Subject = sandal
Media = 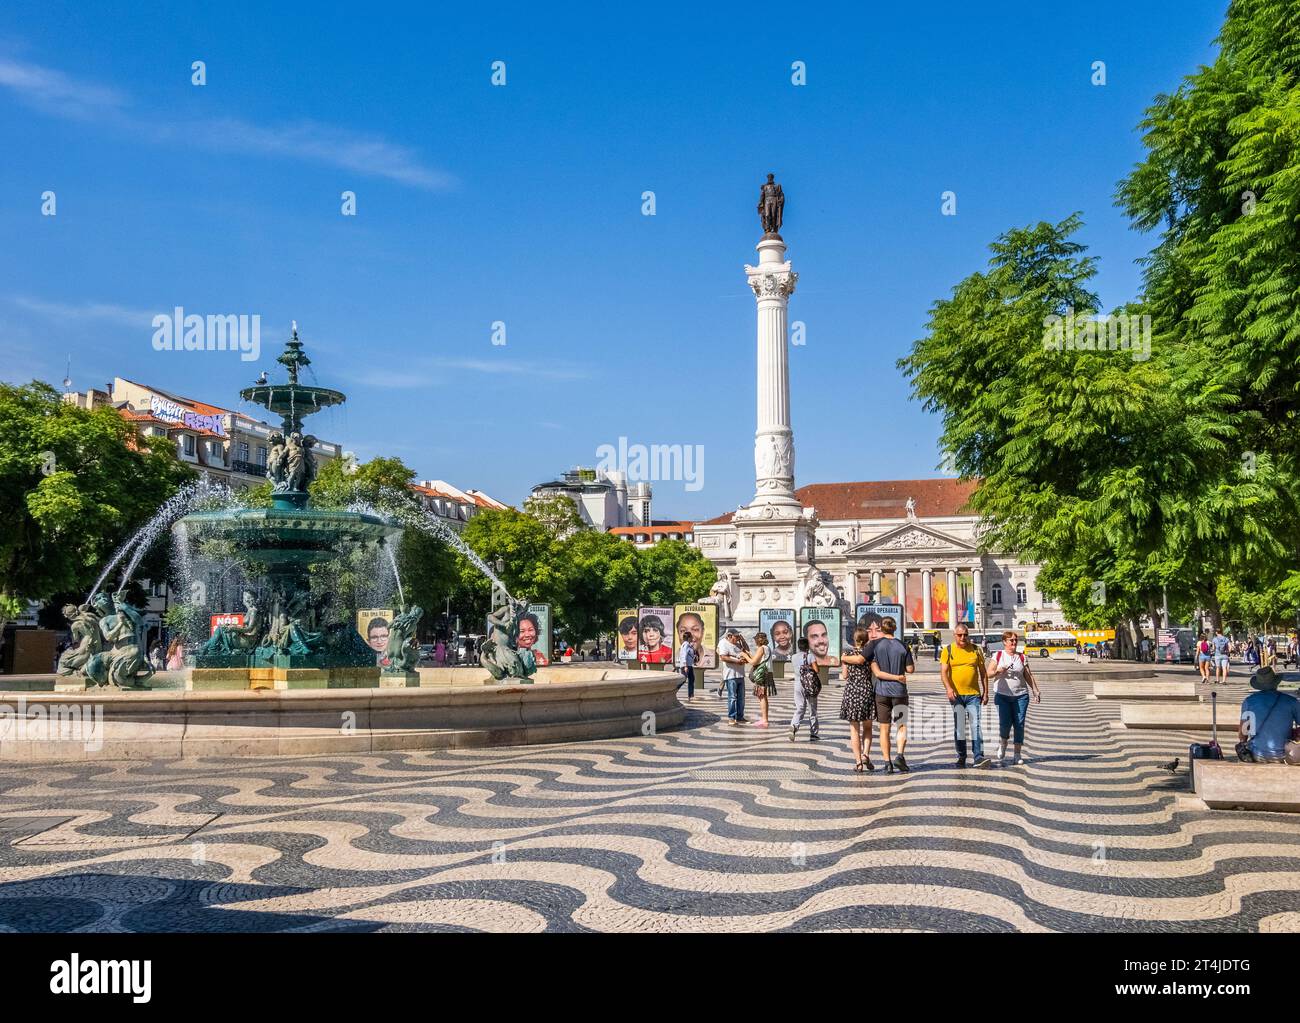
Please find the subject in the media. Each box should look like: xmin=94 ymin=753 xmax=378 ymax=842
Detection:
xmin=853 ymin=760 xmax=865 ymax=773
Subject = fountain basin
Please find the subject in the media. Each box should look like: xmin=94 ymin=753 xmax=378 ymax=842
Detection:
xmin=181 ymin=505 xmax=401 ymax=565
xmin=0 ymin=668 xmax=687 ymax=759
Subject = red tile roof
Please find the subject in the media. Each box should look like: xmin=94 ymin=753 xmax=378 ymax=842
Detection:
xmin=701 ymin=479 xmax=978 ymax=525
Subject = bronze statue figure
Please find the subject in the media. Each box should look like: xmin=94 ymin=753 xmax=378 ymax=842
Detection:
xmin=757 ymin=173 xmax=785 ymax=235
xmin=479 ymin=597 xmax=537 ymax=683
xmin=383 ymin=605 xmax=424 ymax=674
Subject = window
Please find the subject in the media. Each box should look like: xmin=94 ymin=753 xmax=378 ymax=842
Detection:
xmin=636 ymin=534 xmax=647 ymax=543
xmin=683 ymin=533 xmax=693 ymax=543
xmin=237 ymin=441 xmax=250 ymax=462
xmin=1016 ymin=583 xmax=1027 ymax=605
xmin=991 ymin=583 xmax=1002 ymax=606
xmin=182 ymin=434 xmax=195 ymax=456
xmin=257 ymin=445 xmax=267 ymax=466
xmin=831 ymin=537 xmax=846 ymax=548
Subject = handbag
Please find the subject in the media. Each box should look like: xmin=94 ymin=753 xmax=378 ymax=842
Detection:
xmin=798 ymin=656 xmax=822 ymax=699
xmin=751 ymin=650 xmax=774 ymax=695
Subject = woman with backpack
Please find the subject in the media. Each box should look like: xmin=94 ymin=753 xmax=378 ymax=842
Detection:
xmin=1196 ymin=632 xmax=1213 ymax=683
xmin=838 ymin=625 xmax=878 ymax=772
xmin=987 ymin=631 xmax=1041 ymax=766
xmin=789 ymin=635 xmax=821 ymax=742
xmin=744 ymin=631 xmax=775 ymax=728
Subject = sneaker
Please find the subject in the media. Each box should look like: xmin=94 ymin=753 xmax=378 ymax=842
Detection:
xmin=955 ymin=758 xmax=967 ymax=769
xmin=1014 ymin=756 xmax=1026 ymax=766
xmin=974 ymin=757 xmax=991 ymax=768
xmin=790 ymin=726 xmax=798 ymax=740
xmin=894 ymin=755 xmax=910 ymax=773
xmin=883 ymin=760 xmax=894 ymax=775
xmin=809 ymin=732 xmax=820 ymax=742
xmin=754 ymin=720 xmax=769 ymax=728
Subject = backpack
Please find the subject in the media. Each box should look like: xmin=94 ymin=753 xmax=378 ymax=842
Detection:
xmin=798 ymin=655 xmax=822 ymax=699
xmin=751 ymin=648 xmax=774 ymax=689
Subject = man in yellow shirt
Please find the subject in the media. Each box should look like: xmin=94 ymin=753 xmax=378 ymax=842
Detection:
xmin=941 ymin=625 xmax=990 ymax=768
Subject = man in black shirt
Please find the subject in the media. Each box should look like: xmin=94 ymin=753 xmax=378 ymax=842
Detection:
xmin=868 ymin=616 xmax=916 ymax=774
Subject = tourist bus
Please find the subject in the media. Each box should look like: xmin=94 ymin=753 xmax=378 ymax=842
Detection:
xmin=1024 ymin=630 xmax=1078 ymax=658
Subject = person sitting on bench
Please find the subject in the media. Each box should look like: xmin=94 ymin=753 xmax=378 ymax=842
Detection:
xmin=1238 ymin=666 xmax=1300 ymax=765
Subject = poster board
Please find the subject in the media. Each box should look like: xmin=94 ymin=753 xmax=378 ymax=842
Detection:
xmin=759 ymin=608 xmax=797 ymax=662
xmin=637 ymin=606 xmax=674 ymax=665
xmin=673 ymin=603 xmax=718 ymax=669
xmin=800 ymin=606 xmax=842 ymax=667
xmin=616 ymin=608 xmax=639 ymax=661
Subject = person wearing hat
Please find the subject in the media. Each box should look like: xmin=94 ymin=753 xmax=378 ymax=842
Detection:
xmin=1238 ymin=666 xmax=1300 ymax=764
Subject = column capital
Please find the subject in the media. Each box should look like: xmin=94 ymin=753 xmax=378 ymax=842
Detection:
xmin=745 ymin=267 xmax=798 ymax=299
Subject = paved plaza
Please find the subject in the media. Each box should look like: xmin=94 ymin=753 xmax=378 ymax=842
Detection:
xmin=0 ymin=667 xmax=1297 ymax=932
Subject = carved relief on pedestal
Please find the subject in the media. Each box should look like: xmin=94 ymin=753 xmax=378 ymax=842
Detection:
xmin=754 ymin=432 xmax=794 ymax=487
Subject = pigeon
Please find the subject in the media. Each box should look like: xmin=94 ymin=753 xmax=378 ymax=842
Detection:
xmin=1159 ymin=757 xmax=1180 ymax=772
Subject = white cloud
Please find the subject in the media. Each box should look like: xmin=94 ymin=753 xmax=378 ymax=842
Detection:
xmin=0 ymin=56 xmax=453 ymax=190
xmin=9 ymin=296 xmax=156 ymax=326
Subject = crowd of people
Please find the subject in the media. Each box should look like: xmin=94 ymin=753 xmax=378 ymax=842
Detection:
xmin=671 ymin=617 xmax=1043 ymax=774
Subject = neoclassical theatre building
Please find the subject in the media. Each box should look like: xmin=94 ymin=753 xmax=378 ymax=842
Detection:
xmin=694 ymin=478 xmax=1065 ymax=635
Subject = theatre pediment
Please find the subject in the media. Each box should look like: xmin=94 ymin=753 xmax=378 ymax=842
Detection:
xmin=846 ymin=523 xmax=976 ymax=556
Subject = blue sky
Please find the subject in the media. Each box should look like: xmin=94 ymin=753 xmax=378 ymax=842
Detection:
xmin=0 ymin=0 xmax=1226 ymax=519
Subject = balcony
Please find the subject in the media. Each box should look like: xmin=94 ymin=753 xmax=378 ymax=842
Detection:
xmin=230 ymin=459 xmax=269 ymax=479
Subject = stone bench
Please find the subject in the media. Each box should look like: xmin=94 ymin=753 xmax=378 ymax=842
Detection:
xmin=1120 ymin=701 xmax=1241 ymax=729
xmin=1094 ymin=680 xmax=1198 ymax=701
xmin=1193 ymin=760 xmax=1300 ymax=812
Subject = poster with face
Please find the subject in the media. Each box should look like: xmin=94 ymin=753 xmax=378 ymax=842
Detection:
xmin=518 ymin=603 xmax=551 ymax=667
xmin=616 ymin=608 xmax=639 ymax=661
xmin=759 ymin=608 xmax=797 ymax=661
xmin=673 ymin=603 xmax=718 ymax=669
xmin=853 ymin=603 xmax=905 ymax=648
xmin=358 ymin=609 xmax=395 ymax=665
xmin=637 ymin=606 xmax=674 ymax=665
xmin=800 ymin=606 xmax=842 ymax=667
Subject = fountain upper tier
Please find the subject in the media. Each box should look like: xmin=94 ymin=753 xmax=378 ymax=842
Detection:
xmin=239 ymin=325 xmax=343 ymax=435
xmin=181 ymin=505 xmax=401 ymax=567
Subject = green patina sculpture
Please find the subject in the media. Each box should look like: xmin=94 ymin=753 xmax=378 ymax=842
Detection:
xmin=80 ymin=592 xmax=154 ymax=689
xmin=480 ymin=597 xmax=537 ymax=683
xmin=57 ymin=602 xmax=104 ymax=676
xmin=382 ymin=604 xmax=424 ymax=674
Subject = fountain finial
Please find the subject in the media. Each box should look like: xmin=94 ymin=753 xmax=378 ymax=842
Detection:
xmin=277 ymin=324 xmax=311 ymax=386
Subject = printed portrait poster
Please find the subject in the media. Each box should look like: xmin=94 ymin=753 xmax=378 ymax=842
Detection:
xmin=674 ymin=603 xmax=718 ymax=669
xmin=800 ymin=606 xmax=842 ymax=667
xmin=854 ymin=603 xmax=905 ymax=642
xmin=616 ymin=608 xmax=639 ymax=661
xmin=637 ymin=606 xmax=674 ymax=665
xmin=759 ymin=608 xmax=797 ymax=662
xmin=519 ymin=603 xmax=551 ymax=667
xmin=358 ymin=609 xmax=395 ymax=667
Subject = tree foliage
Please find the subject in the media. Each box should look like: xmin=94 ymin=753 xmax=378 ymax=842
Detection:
xmin=0 ymin=381 xmax=194 ymax=622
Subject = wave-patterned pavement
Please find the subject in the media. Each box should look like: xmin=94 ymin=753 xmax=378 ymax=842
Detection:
xmin=0 ymin=670 xmax=1296 ymax=932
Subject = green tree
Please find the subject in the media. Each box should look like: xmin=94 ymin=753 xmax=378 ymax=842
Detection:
xmin=1117 ymin=0 xmax=1300 ymax=618
xmin=635 ymin=539 xmax=716 ymax=608
xmin=0 ymin=381 xmax=194 ymax=626
xmin=523 ymin=494 xmax=586 ymax=539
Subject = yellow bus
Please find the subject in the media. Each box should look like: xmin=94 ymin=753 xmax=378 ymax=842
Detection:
xmin=1024 ymin=630 xmax=1078 ymax=659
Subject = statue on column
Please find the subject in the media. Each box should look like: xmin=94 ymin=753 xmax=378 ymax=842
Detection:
xmin=757 ymin=173 xmax=785 ymax=235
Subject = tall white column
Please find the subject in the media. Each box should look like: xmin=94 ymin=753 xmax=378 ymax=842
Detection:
xmin=896 ymin=570 xmax=907 ymax=628
xmin=973 ymin=565 xmax=984 ymax=629
xmin=946 ymin=568 xmax=958 ymax=626
xmin=744 ymin=236 xmax=799 ymax=510
xmin=871 ymin=570 xmax=881 ymax=600
xmin=922 ymin=569 xmax=933 ymax=630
